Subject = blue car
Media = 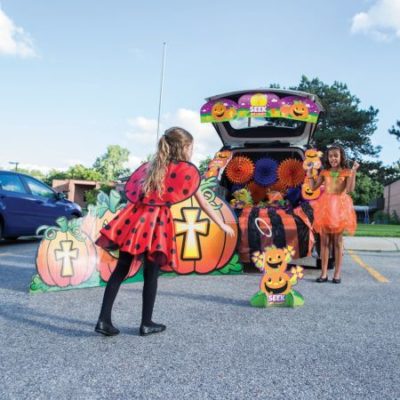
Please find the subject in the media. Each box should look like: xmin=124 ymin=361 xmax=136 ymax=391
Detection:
xmin=0 ymin=171 xmax=82 ymax=240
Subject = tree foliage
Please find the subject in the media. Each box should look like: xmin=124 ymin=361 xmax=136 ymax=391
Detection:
xmin=93 ymin=145 xmax=130 ymax=181
xmin=351 ymin=172 xmax=384 ymax=205
xmin=291 ymin=76 xmax=380 ymax=160
xmin=389 ymin=120 xmax=400 ymax=145
xmin=44 ymin=165 xmax=103 ymax=186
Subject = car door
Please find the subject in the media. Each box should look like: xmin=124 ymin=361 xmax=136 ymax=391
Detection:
xmin=21 ymin=175 xmax=68 ymax=228
xmin=0 ymin=173 xmax=36 ymax=236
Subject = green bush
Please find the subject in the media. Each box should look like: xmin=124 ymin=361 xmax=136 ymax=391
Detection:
xmin=373 ymin=210 xmax=400 ymax=225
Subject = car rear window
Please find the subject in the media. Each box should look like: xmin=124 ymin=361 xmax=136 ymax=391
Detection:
xmin=0 ymin=174 xmax=26 ymax=193
xmin=225 ymin=118 xmax=306 ymax=139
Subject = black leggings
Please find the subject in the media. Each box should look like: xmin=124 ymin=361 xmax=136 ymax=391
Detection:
xmin=98 ymin=251 xmax=160 ymax=325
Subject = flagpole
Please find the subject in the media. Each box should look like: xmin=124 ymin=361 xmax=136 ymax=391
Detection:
xmin=156 ymin=42 xmax=167 ymax=142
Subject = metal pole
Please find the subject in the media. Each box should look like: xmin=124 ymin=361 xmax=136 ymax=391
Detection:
xmin=156 ymin=42 xmax=167 ymax=142
xmin=9 ymin=161 xmax=19 ymax=171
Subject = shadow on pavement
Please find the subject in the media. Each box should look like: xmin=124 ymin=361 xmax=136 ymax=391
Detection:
xmin=0 ymin=304 xmax=134 ymax=337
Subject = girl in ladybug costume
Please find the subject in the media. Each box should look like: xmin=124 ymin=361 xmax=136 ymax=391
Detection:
xmin=95 ymin=127 xmax=234 ymax=336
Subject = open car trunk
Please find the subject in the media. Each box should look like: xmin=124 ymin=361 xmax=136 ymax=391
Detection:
xmin=200 ymin=89 xmax=325 ymax=269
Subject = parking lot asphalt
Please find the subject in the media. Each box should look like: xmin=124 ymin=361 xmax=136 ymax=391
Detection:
xmin=0 ymin=239 xmax=399 ymax=400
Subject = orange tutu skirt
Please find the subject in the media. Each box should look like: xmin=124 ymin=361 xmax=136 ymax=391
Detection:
xmin=312 ymin=192 xmax=357 ymax=235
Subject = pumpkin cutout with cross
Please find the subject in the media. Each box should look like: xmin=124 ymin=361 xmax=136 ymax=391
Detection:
xmin=170 ymin=193 xmax=238 ymax=274
xmin=36 ymin=217 xmax=97 ymax=287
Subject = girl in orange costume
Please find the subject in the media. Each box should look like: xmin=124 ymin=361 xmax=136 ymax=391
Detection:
xmin=307 ymin=145 xmax=359 ymax=283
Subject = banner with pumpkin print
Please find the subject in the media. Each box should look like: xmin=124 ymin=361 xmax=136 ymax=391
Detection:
xmin=30 ymin=184 xmax=243 ymax=293
xmin=200 ymin=93 xmax=322 ymax=124
xmin=249 ymin=245 xmax=305 ymax=308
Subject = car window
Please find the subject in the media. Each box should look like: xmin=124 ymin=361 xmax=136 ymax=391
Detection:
xmin=0 ymin=174 xmax=26 ymax=193
xmin=24 ymin=176 xmax=56 ymax=199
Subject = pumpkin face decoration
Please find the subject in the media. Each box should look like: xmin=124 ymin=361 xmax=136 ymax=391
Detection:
xmin=171 ymin=194 xmax=238 ymax=274
xmin=212 ymin=102 xmax=227 ymax=120
xmin=301 ymin=182 xmax=321 ymax=201
xmin=261 ymin=270 xmax=292 ymax=295
xmin=302 ymin=149 xmax=323 ymax=171
xmin=36 ymin=218 xmax=96 ymax=287
xmin=252 ymin=245 xmax=294 ymax=272
xmin=291 ymin=102 xmax=309 ymax=119
xmin=205 ymin=150 xmax=233 ymax=179
xmin=263 ymin=247 xmax=287 ymax=273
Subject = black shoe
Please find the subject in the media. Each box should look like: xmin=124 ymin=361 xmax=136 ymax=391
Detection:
xmin=332 ymin=278 xmax=341 ymax=284
xmin=316 ymin=276 xmax=328 ymax=283
xmin=95 ymin=320 xmax=120 ymax=336
xmin=139 ymin=322 xmax=166 ymax=336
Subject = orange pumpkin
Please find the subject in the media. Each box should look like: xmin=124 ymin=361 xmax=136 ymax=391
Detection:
xmin=263 ymin=247 xmax=288 ymax=273
xmin=261 ymin=270 xmax=292 ymax=295
xmin=301 ymin=182 xmax=321 ymax=201
xmin=290 ymin=102 xmax=309 ymax=119
xmin=170 ymin=195 xmax=238 ymax=274
xmin=36 ymin=221 xmax=96 ymax=287
xmin=211 ymin=102 xmax=227 ymax=121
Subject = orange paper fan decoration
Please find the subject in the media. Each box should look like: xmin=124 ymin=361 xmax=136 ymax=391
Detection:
xmin=277 ymin=158 xmax=305 ymax=188
xmin=247 ymin=181 xmax=267 ymax=203
xmin=268 ymin=180 xmax=287 ymax=194
xmin=225 ymin=156 xmax=255 ymax=184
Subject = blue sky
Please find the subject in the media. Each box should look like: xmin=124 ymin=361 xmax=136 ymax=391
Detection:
xmin=1 ymin=0 xmax=400 ymax=172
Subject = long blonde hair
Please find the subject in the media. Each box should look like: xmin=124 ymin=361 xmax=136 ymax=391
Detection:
xmin=143 ymin=127 xmax=193 ymax=195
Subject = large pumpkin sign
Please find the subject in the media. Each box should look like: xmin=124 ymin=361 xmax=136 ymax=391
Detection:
xmin=36 ymin=217 xmax=97 ymax=287
xmin=170 ymin=184 xmax=238 ymax=274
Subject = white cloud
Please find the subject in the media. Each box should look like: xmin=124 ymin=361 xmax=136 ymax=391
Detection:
xmin=0 ymin=8 xmax=37 ymax=57
xmin=125 ymin=108 xmax=222 ymax=168
xmin=351 ymin=0 xmax=400 ymax=41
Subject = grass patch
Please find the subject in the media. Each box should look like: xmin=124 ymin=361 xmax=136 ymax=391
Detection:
xmin=353 ymin=223 xmax=400 ymax=237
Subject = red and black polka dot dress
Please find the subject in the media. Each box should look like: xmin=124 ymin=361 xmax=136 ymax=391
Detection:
xmin=96 ymin=161 xmax=200 ymax=272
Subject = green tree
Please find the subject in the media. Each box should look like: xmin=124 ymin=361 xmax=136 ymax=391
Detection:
xmin=43 ymin=169 xmax=69 ymax=186
xmin=292 ymin=76 xmax=380 ymax=160
xmin=389 ymin=120 xmax=400 ymax=143
xmin=66 ymin=164 xmax=103 ymax=181
xmin=93 ymin=145 xmax=130 ymax=181
xmin=44 ymin=165 xmax=103 ymax=186
xmin=17 ymin=168 xmax=46 ymax=181
xmin=351 ymin=172 xmax=384 ymax=205
xmin=358 ymin=160 xmax=400 ymax=186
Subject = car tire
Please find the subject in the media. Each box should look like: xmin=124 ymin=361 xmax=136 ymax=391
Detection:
xmin=4 ymin=236 xmax=19 ymax=241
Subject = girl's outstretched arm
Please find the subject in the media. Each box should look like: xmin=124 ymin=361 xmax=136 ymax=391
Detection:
xmin=346 ymin=161 xmax=360 ymax=193
xmin=194 ymin=190 xmax=235 ymax=237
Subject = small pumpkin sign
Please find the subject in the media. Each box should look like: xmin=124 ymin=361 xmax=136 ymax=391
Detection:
xmin=250 ymin=245 xmax=305 ymax=308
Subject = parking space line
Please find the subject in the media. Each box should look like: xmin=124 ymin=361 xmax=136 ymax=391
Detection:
xmin=348 ymin=250 xmax=390 ymax=283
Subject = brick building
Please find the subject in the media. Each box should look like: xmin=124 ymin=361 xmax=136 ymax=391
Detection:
xmin=384 ymin=179 xmax=400 ymax=217
xmin=52 ymin=179 xmax=103 ymax=208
